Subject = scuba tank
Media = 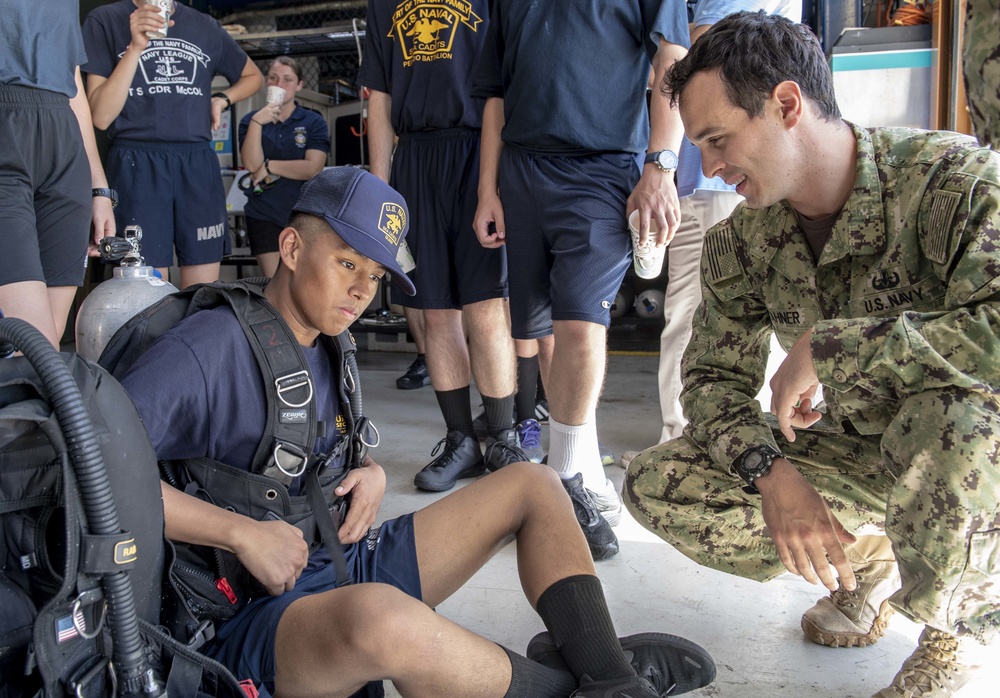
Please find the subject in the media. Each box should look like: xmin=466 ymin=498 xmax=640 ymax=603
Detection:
xmin=75 ymin=225 xmax=178 ymax=361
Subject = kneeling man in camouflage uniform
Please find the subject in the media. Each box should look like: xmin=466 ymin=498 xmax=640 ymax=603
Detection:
xmin=625 ymin=12 xmax=1000 ymax=698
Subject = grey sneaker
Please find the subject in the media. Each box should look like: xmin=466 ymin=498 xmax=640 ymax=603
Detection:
xmin=801 ymin=559 xmax=899 ymax=648
xmin=529 ymin=631 xmax=717 ymax=697
xmin=590 ymin=477 xmax=623 ymax=528
xmin=872 ymin=627 xmax=985 ymax=697
xmin=562 ymin=473 xmax=619 ymax=560
xmin=413 ymin=431 xmax=485 ymax=492
xmin=484 ymin=428 xmax=529 ymax=471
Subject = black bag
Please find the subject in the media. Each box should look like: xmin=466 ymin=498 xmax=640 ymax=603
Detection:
xmin=0 ymin=317 xmax=247 ymax=698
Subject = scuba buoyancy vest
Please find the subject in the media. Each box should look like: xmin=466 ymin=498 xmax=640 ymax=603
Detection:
xmin=98 ymin=280 xmax=376 ymax=639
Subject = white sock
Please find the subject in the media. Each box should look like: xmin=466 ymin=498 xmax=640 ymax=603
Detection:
xmin=547 ymin=416 xmax=606 ymax=492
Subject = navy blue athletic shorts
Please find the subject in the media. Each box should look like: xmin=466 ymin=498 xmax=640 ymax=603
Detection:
xmin=246 ymin=216 xmax=283 ymax=256
xmin=107 ymin=140 xmax=230 ymax=268
xmin=389 ymin=128 xmax=507 ymax=310
xmin=202 ymin=513 xmax=419 ymax=696
xmin=498 ymin=148 xmax=638 ymax=339
xmin=0 ymin=86 xmax=90 ymax=287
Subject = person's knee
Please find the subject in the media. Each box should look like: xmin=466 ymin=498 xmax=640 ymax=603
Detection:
xmin=423 ymin=308 xmax=462 ymax=333
xmin=333 ymin=583 xmax=425 ymax=669
xmin=493 ymin=461 xmax=565 ymax=516
xmin=464 ymin=299 xmax=510 ymax=337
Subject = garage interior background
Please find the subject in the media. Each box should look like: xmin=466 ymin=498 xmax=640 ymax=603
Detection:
xmin=71 ymin=0 xmax=975 ymax=353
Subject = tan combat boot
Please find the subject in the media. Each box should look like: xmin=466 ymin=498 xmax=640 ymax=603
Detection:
xmin=872 ymin=627 xmax=986 ymax=697
xmin=801 ymin=535 xmax=900 ymax=648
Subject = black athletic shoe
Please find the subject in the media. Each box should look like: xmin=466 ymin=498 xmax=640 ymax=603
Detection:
xmin=484 ymin=428 xmax=529 ymax=471
xmin=527 ymin=631 xmax=717 ymax=697
xmin=413 ymin=430 xmax=485 ymax=492
xmin=396 ymin=355 xmax=430 ymax=390
xmin=561 ymin=473 xmax=619 ymax=560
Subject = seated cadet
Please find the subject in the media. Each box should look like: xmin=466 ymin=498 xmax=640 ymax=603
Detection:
xmin=624 ymin=13 xmax=1000 ymax=698
xmin=118 ymin=167 xmax=716 ymax=698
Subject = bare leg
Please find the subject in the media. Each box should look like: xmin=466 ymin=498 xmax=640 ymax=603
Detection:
xmin=404 ymin=306 xmax=427 ymax=354
xmin=414 ymin=462 xmax=594 ymax=607
xmin=276 ymin=463 xmax=592 ymax=698
xmin=275 ymin=583 xmax=512 ymax=698
xmin=548 ymin=320 xmax=605 ymax=425
xmin=179 ymin=262 xmax=221 ymax=289
xmin=536 ymin=334 xmax=554 ymax=389
xmin=464 ymin=297 xmax=515 ymax=398
xmin=424 ymin=307 xmax=470 ymax=391
xmin=0 ymin=280 xmax=72 ymax=348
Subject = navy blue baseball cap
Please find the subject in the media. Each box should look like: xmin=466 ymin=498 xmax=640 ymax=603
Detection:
xmin=291 ymin=167 xmax=415 ymax=295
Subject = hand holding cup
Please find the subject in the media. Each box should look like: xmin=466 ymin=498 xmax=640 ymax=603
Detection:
xmin=143 ymin=0 xmax=172 ymax=39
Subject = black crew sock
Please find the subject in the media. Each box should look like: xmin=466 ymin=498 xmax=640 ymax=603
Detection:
xmin=535 ymin=575 xmax=634 ymax=682
xmin=515 ymin=355 xmax=540 ymax=424
xmin=535 ymin=372 xmax=547 ymax=402
xmin=482 ymin=393 xmax=516 ymax=436
xmin=435 ymin=386 xmax=475 ymax=438
xmin=501 ymin=646 xmax=578 ymax=698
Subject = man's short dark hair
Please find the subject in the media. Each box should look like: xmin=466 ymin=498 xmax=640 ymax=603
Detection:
xmin=287 ymin=212 xmax=330 ymax=240
xmin=664 ymin=11 xmax=841 ymax=122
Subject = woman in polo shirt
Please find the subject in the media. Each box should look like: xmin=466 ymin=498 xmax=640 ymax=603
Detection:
xmin=239 ymin=57 xmax=331 ymax=277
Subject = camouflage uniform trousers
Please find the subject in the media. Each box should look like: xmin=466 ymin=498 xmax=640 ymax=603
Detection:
xmin=963 ymin=0 xmax=1000 ymax=148
xmin=624 ymin=386 xmax=1000 ymax=645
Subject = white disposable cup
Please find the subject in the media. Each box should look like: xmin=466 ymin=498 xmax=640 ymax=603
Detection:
xmin=628 ymin=210 xmax=667 ymax=279
xmin=144 ymin=0 xmax=171 ymax=39
xmin=266 ymin=86 xmax=286 ymax=107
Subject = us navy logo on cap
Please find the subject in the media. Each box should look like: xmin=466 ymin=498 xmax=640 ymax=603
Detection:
xmin=379 ymin=203 xmax=407 ymax=245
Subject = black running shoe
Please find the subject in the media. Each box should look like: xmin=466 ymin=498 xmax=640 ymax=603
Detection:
xmin=527 ymin=631 xmax=717 ymax=697
xmin=484 ymin=428 xmax=529 ymax=471
xmin=413 ymin=431 xmax=485 ymax=492
xmin=396 ymin=355 xmax=430 ymax=390
xmin=561 ymin=473 xmax=619 ymax=560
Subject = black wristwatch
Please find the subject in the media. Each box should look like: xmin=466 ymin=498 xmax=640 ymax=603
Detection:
xmin=644 ymin=149 xmax=678 ymax=173
xmin=733 ymin=444 xmax=782 ymax=494
xmin=92 ymin=187 xmax=118 ymax=209
xmin=212 ymin=92 xmax=232 ymax=110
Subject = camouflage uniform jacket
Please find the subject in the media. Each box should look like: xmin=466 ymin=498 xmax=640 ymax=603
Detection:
xmin=682 ymin=123 xmax=1000 ymax=470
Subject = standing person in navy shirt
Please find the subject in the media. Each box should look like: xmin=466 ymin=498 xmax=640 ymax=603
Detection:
xmin=82 ymin=0 xmax=262 ymax=289
xmin=239 ymin=57 xmax=330 ymax=277
xmin=358 ymin=0 xmax=528 ymax=493
xmin=472 ymin=1 xmax=690 ymax=560
xmin=1 ymin=0 xmax=115 ymax=348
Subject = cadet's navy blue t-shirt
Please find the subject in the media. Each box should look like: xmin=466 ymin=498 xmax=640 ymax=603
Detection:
xmin=356 ymin=0 xmax=489 ymax=133
xmin=237 ymin=104 xmax=331 ymax=228
xmin=472 ymin=0 xmax=689 ymax=155
xmin=81 ymin=0 xmax=249 ymax=142
xmin=119 ymin=305 xmax=347 ymax=478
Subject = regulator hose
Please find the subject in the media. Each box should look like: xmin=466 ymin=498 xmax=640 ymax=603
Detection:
xmin=0 ymin=318 xmax=161 ymax=696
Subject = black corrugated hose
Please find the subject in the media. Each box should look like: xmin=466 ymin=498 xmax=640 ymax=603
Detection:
xmin=0 ymin=318 xmax=162 ymax=696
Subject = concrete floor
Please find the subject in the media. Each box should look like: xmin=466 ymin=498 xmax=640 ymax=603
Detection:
xmin=353 ymin=347 xmax=996 ymax=698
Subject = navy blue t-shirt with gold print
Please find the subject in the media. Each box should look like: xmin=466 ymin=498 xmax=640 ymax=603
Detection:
xmin=357 ymin=0 xmax=489 ymax=134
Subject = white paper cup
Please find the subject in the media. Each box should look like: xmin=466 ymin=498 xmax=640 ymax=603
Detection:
xmin=266 ymin=86 xmax=286 ymax=107
xmin=144 ymin=0 xmax=171 ymax=39
xmin=628 ymin=210 xmax=666 ymax=279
